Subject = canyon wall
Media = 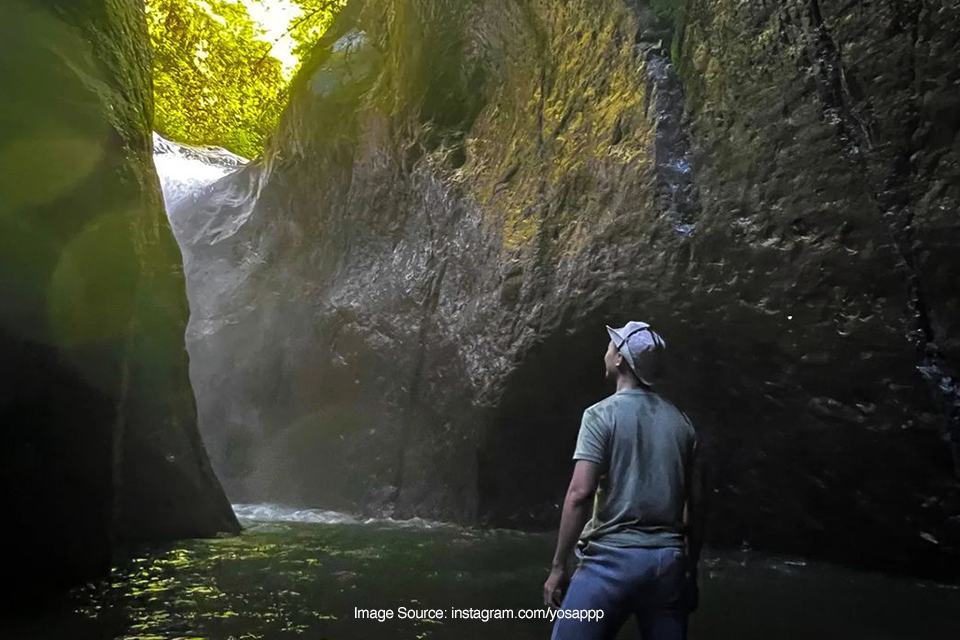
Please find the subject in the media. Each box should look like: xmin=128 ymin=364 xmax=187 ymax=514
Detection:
xmin=0 ymin=0 xmax=238 ymax=596
xmin=172 ymin=0 xmax=959 ymax=577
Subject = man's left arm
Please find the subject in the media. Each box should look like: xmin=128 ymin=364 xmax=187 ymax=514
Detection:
xmin=542 ymin=460 xmax=601 ymax=607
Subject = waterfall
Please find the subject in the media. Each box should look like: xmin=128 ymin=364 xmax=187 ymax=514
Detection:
xmin=152 ymin=133 xmax=247 ymax=213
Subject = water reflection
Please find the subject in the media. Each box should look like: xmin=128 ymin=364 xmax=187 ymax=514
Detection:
xmin=8 ymin=507 xmax=959 ymax=639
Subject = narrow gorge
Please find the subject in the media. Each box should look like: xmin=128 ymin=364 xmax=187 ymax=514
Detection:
xmin=168 ymin=0 xmax=960 ymax=578
xmin=3 ymin=0 xmax=958 ymax=615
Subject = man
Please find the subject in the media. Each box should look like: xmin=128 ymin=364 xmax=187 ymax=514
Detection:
xmin=543 ymin=321 xmax=704 ymax=640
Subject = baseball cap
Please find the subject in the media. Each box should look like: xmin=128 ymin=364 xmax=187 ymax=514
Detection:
xmin=605 ymin=321 xmax=666 ymax=386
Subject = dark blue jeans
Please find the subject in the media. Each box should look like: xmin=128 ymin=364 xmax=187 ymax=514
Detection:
xmin=550 ymin=542 xmax=689 ymax=640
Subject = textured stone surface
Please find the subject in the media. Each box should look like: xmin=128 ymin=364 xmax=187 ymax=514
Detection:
xmin=676 ymin=0 xmax=960 ymax=576
xmin=0 ymin=0 xmax=238 ymax=596
xmin=173 ymin=0 xmax=959 ymax=577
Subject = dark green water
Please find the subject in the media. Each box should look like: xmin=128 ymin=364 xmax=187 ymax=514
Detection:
xmin=7 ymin=508 xmax=960 ymax=640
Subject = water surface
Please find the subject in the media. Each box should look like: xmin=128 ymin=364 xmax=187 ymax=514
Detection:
xmin=8 ymin=505 xmax=959 ymax=639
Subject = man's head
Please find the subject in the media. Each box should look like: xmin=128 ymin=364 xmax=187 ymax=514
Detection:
xmin=603 ymin=321 xmax=666 ymax=386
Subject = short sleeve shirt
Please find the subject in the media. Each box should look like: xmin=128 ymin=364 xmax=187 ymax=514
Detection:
xmin=573 ymin=388 xmax=696 ymax=548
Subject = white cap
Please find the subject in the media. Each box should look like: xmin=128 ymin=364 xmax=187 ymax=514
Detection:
xmin=605 ymin=321 xmax=666 ymax=386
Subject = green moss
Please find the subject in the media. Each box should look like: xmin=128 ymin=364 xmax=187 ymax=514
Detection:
xmin=453 ymin=0 xmax=653 ymax=253
xmin=648 ymin=0 xmax=687 ymax=27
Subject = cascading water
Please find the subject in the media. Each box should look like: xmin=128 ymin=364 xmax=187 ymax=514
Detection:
xmin=150 ymin=135 xmax=385 ymax=528
xmin=153 ymin=133 xmax=248 ymax=213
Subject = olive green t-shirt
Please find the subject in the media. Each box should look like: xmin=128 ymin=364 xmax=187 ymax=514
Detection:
xmin=573 ymin=387 xmax=696 ymax=548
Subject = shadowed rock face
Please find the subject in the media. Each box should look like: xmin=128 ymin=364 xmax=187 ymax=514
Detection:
xmin=172 ymin=0 xmax=959 ymax=577
xmin=0 ymin=0 xmax=238 ymax=596
xmin=675 ymin=0 xmax=960 ymax=576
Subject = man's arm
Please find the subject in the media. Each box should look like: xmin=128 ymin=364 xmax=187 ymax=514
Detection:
xmin=542 ymin=460 xmax=601 ymax=607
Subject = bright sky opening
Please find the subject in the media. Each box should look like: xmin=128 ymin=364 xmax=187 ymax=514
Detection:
xmin=238 ymin=0 xmax=304 ymax=78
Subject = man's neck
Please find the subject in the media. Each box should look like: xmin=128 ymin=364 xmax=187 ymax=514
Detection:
xmin=615 ymin=375 xmax=643 ymax=393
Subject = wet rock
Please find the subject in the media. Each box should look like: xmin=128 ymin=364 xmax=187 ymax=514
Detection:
xmin=0 ymin=0 xmax=238 ymax=597
xmin=678 ymin=0 xmax=960 ymax=577
xmin=173 ymin=0 xmax=958 ymax=577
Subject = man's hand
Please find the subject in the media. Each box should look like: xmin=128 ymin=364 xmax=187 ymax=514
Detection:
xmin=542 ymin=564 xmax=570 ymax=608
xmin=545 ymin=461 xmax=600 ymax=608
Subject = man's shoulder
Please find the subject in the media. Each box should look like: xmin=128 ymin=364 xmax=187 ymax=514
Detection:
xmin=577 ymin=395 xmax=619 ymax=435
xmin=653 ymin=392 xmax=694 ymax=423
xmin=584 ymin=393 xmax=621 ymax=417
xmin=631 ymin=391 xmax=697 ymax=436
xmin=661 ymin=397 xmax=697 ymax=440
xmin=586 ymin=391 xmax=694 ymax=431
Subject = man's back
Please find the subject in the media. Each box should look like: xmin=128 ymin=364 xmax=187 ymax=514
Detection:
xmin=573 ymin=387 xmax=696 ymax=548
xmin=545 ymin=322 xmax=699 ymax=640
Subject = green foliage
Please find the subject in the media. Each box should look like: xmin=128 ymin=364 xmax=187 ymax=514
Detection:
xmin=289 ymin=0 xmax=346 ymax=60
xmin=146 ymin=0 xmax=344 ymax=158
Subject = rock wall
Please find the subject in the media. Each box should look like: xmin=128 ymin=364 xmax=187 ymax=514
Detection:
xmin=173 ymin=0 xmax=959 ymax=577
xmin=675 ymin=0 xmax=960 ymax=575
xmin=0 ymin=0 xmax=238 ymax=597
